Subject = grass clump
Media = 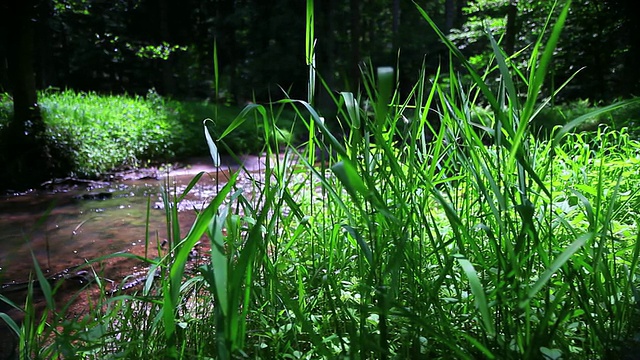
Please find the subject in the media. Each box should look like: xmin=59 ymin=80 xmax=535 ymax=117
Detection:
xmin=533 ymin=98 xmax=640 ymax=139
xmin=0 ymin=89 xmax=300 ymax=182
xmin=2 ymin=1 xmax=640 ymax=359
xmin=39 ymin=89 xmax=178 ymax=177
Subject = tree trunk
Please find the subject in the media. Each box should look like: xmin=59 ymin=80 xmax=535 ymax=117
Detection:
xmin=0 ymin=0 xmax=55 ymax=190
xmin=317 ymin=0 xmax=338 ymax=111
xmin=392 ymin=0 xmax=400 ymax=40
xmin=5 ymin=2 xmax=40 ymax=129
xmin=349 ymin=0 xmax=361 ymax=91
xmin=619 ymin=0 xmax=640 ymax=96
xmin=504 ymin=0 xmax=518 ymax=56
xmin=159 ymin=0 xmax=176 ymax=96
xmin=444 ymin=0 xmax=455 ymax=34
xmin=455 ymin=0 xmax=468 ymax=29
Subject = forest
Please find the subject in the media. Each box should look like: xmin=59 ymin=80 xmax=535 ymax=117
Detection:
xmin=1 ymin=0 xmax=640 ymax=359
xmin=2 ymin=0 xmax=639 ymax=101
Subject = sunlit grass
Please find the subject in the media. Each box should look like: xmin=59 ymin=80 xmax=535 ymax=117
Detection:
xmin=0 ymin=89 xmax=301 ymax=181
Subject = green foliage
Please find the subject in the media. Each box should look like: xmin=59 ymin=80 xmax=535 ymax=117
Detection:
xmin=534 ymin=99 xmax=640 ymax=139
xmin=450 ymin=0 xmax=639 ymax=101
xmin=3 ymin=2 xmax=640 ymax=359
xmin=0 ymin=90 xmax=303 ymax=182
xmin=132 ymin=42 xmax=187 ymax=60
xmin=35 ymin=90 xmax=178 ymax=177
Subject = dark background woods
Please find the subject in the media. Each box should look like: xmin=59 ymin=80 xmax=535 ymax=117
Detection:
xmin=2 ymin=0 xmax=638 ymax=104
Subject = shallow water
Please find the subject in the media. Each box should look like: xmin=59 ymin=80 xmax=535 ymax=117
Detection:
xmin=0 ymin=151 xmax=298 ymax=287
xmin=0 ymin=157 xmax=237 ymax=285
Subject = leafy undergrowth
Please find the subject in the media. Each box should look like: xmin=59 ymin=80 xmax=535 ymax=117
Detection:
xmin=0 ymin=89 xmax=300 ymax=180
xmin=533 ymin=98 xmax=640 ymax=140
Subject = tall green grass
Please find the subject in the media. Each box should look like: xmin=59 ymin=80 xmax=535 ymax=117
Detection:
xmin=2 ymin=1 xmax=640 ymax=359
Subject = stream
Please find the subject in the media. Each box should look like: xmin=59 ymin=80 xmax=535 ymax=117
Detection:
xmin=0 ymin=158 xmax=226 ymax=286
xmin=0 ymin=153 xmax=305 ymax=359
xmin=0 ymin=154 xmax=288 ymax=307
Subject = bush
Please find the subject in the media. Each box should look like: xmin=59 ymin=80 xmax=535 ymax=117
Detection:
xmin=33 ymin=90 xmax=178 ymax=177
xmin=533 ymin=98 xmax=640 ymax=139
xmin=0 ymin=90 xmax=306 ymax=183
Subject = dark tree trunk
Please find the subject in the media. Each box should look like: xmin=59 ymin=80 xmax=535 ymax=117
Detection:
xmin=0 ymin=0 xmax=56 ymax=190
xmin=216 ymin=0 xmax=240 ymax=105
xmin=392 ymin=0 xmax=400 ymax=40
xmin=36 ymin=0 xmax=55 ymax=88
xmin=349 ymin=0 xmax=361 ymax=91
xmin=159 ymin=0 xmax=176 ymax=95
xmin=444 ymin=0 xmax=455 ymax=34
xmin=317 ymin=0 xmax=338 ymax=111
xmin=455 ymin=0 xmax=468 ymax=29
xmin=504 ymin=0 xmax=518 ymax=56
xmin=5 ymin=2 xmax=40 ymax=129
xmin=0 ymin=26 xmax=8 ymax=93
xmin=619 ymin=0 xmax=640 ymax=96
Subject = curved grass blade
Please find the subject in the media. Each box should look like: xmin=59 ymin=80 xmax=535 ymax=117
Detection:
xmin=375 ymin=66 xmax=394 ymax=125
xmin=521 ymin=0 xmax=572 ymax=124
xmin=343 ymin=224 xmax=372 ymax=265
xmin=203 ymin=118 xmax=221 ymax=167
xmin=208 ymin=209 xmax=229 ymax=317
xmin=551 ymin=98 xmax=640 ymax=147
xmin=163 ymin=172 xmax=237 ymax=357
xmin=177 ymin=171 xmax=205 ymax=203
xmin=519 ymin=232 xmax=592 ymax=309
xmin=456 ymin=256 xmax=495 ymax=336
xmin=31 ymin=253 xmax=54 ymax=310
xmin=0 ymin=312 xmax=20 ymax=341
xmin=331 ymin=160 xmax=368 ymax=205
xmin=341 ymin=91 xmax=361 ymax=130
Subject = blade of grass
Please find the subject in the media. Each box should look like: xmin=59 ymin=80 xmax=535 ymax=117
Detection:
xmin=519 ymin=232 xmax=592 ymax=309
xmin=456 ymin=256 xmax=495 ymax=337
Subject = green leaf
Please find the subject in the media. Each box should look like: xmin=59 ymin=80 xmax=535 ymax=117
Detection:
xmin=331 ymin=160 xmax=368 ymax=204
xmin=343 ymin=225 xmax=372 ymax=265
xmin=456 ymin=256 xmax=495 ymax=336
xmin=521 ymin=0 xmax=572 ymax=125
xmin=31 ymin=254 xmax=54 ymax=310
xmin=177 ymin=171 xmax=205 ymax=203
xmin=209 ymin=210 xmax=229 ymax=316
xmin=540 ymin=347 xmax=563 ymax=360
xmin=375 ymin=66 xmax=394 ymax=126
xmin=163 ymin=171 xmax=237 ymax=353
xmin=552 ymin=98 xmax=640 ymax=147
xmin=340 ymin=92 xmax=360 ymax=130
xmin=203 ymin=118 xmax=221 ymax=167
xmin=0 ymin=312 xmax=20 ymax=336
xmin=520 ymin=232 xmax=592 ymax=308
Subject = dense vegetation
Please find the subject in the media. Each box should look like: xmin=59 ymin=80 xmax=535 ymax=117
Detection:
xmin=2 ymin=1 xmax=640 ymax=359
xmin=1 ymin=88 xmax=638 ymax=187
xmin=0 ymin=90 xmax=300 ymax=184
